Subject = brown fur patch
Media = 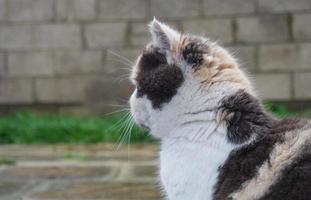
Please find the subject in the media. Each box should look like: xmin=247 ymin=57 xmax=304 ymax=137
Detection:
xmin=192 ymin=45 xmax=253 ymax=93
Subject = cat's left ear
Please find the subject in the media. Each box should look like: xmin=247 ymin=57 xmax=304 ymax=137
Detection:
xmin=149 ymin=18 xmax=180 ymax=51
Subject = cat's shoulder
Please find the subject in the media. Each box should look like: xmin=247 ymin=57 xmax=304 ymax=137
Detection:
xmin=214 ymin=117 xmax=311 ymax=200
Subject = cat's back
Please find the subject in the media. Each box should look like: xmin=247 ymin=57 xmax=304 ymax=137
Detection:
xmin=214 ymin=118 xmax=311 ymax=200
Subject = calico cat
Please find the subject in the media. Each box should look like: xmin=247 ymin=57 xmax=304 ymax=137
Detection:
xmin=129 ymin=19 xmax=311 ymax=200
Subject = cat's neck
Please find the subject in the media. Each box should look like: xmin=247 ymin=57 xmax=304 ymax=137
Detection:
xmin=161 ymin=119 xmax=234 ymax=150
xmin=160 ymin=122 xmax=236 ymax=200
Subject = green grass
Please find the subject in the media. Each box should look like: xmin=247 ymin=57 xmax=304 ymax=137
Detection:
xmin=0 ymin=111 xmax=153 ymax=144
xmin=0 ymin=103 xmax=309 ymax=144
xmin=0 ymin=158 xmax=16 ymax=166
xmin=63 ymin=153 xmax=89 ymax=161
xmin=264 ymin=102 xmax=292 ymax=118
xmin=265 ymin=102 xmax=311 ymax=118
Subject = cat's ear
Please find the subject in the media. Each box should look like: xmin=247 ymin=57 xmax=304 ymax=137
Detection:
xmin=149 ymin=18 xmax=180 ymax=51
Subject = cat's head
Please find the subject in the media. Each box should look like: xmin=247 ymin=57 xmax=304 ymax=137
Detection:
xmin=130 ymin=19 xmax=255 ymax=139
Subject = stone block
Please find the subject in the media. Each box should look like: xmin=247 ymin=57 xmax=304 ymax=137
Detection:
xmin=259 ymin=43 xmax=311 ymax=71
xmin=130 ymin=35 xmax=150 ymax=48
xmin=85 ymin=23 xmax=127 ymax=48
xmin=99 ymin=0 xmax=146 ymax=20
xmin=37 ymin=75 xmax=132 ymax=105
xmin=258 ymin=0 xmax=310 ymax=12
xmin=0 ymin=25 xmax=33 ymax=50
xmin=203 ymin=0 xmax=255 ymax=15
xmin=27 ymin=182 xmax=161 ymax=200
xmin=33 ymin=24 xmax=81 ymax=49
xmin=132 ymin=165 xmax=157 ymax=178
xmin=105 ymin=48 xmax=140 ymax=76
xmin=293 ymin=14 xmax=311 ymax=40
xmin=227 ymin=45 xmax=256 ymax=72
xmin=8 ymin=0 xmax=54 ymax=22
xmin=56 ymin=0 xmax=96 ymax=21
xmin=183 ymin=19 xmax=233 ymax=44
xmin=0 ymin=79 xmax=33 ymax=103
xmin=0 ymin=53 xmax=5 ymax=76
xmin=8 ymin=52 xmax=54 ymax=77
xmin=0 ymin=166 xmax=112 ymax=179
xmin=294 ymin=73 xmax=311 ymax=99
xmin=54 ymin=51 xmax=103 ymax=74
xmin=237 ymin=15 xmax=289 ymax=43
xmin=253 ymin=73 xmax=291 ymax=100
xmin=0 ymin=181 xmax=26 ymax=197
xmin=131 ymin=22 xmax=151 ymax=36
xmin=0 ymin=0 xmax=7 ymax=21
xmin=35 ymin=78 xmax=86 ymax=103
xmin=150 ymin=0 xmax=200 ymax=18
xmin=83 ymin=77 xmax=133 ymax=105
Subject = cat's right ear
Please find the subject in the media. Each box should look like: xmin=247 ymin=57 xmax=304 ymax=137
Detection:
xmin=149 ymin=18 xmax=180 ymax=51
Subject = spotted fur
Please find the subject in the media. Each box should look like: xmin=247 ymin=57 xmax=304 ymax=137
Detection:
xmin=221 ymin=90 xmax=274 ymax=144
xmin=129 ymin=19 xmax=311 ymax=200
xmin=182 ymin=37 xmax=210 ymax=68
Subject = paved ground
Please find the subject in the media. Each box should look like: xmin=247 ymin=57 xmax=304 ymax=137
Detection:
xmin=0 ymin=144 xmax=162 ymax=200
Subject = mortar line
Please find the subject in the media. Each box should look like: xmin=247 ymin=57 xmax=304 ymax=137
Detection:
xmin=3 ymin=51 xmax=9 ymax=76
xmin=290 ymin=72 xmax=295 ymax=100
xmin=80 ymin=24 xmax=87 ymax=50
xmin=52 ymin=0 xmax=57 ymax=22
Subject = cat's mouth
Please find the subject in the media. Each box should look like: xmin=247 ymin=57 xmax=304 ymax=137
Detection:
xmin=138 ymin=123 xmax=150 ymax=131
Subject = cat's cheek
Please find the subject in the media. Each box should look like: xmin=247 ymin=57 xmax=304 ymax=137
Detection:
xmin=129 ymin=91 xmax=151 ymax=129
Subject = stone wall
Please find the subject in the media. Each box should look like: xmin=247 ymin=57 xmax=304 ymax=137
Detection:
xmin=0 ymin=0 xmax=311 ymax=114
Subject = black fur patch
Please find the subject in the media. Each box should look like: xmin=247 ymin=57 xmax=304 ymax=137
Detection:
xmin=136 ymin=48 xmax=184 ymax=109
xmin=272 ymin=118 xmax=307 ymax=134
xmin=182 ymin=38 xmax=209 ymax=68
xmin=221 ymin=90 xmax=274 ymax=144
xmin=213 ymin=134 xmax=281 ymax=200
xmin=139 ymin=47 xmax=167 ymax=72
xmin=213 ymin=118 xmax=308 ymax=200
xmin=258 ymin=126 xmax=311 ymax=200
xmin=259 ymin=150 xmax=311 ymax=200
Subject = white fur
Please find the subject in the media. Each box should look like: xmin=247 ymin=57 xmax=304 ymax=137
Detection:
xmin=160 ymin=125 xmax=235 ymax=200
xmin=130 ymin=72 xmax=241 ymax=199
xmin=129 ymin=20 xmax=251 ymax=200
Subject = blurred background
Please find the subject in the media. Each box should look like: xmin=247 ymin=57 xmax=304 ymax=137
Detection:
xmin=0 ymin=0 xmax=311 ymax=199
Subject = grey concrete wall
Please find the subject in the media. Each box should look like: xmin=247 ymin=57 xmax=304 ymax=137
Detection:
xmin=0 ymin=0 xmax=311 ymax=114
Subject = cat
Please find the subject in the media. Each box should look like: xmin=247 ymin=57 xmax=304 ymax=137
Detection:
xmin=129 ymin=19 xmax=311 ymax=200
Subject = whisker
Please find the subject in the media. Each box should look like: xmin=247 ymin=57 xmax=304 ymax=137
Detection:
xmin=119 ymin=67 xmax=132 ymax=72
xmin=107 ymin=57 xmax=132 ymax=67
xmin=116 ymin=114 xmax=132 ymax=150
xmin=122 ymin=115 xmax=134 ymax=147
xmin=111 ymin=73 xmax=131 ymax=82
xmin=118 ymin=73 xmax=132 ymax=78
xmin=118 ymin=98 xmax=130 ymax=104
xmin=103 ymin=103 xmax=129 ymax=108
xmin=104 ymin=108 xmax=130 ymax=116
xmin=114 ymin=112 xmax=131 ymax=146
xmin=107 ymin=112 xmax=130 ymax=133
xmin=117 ymin=76 xmax=131 ymax=84
xmin=127 ymin=118 xmax=135 ymax=162
xmin=107 ymin=50 xmax=134 ymax=65
xmin=108 ymin=72 xmax=132 ymax=84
